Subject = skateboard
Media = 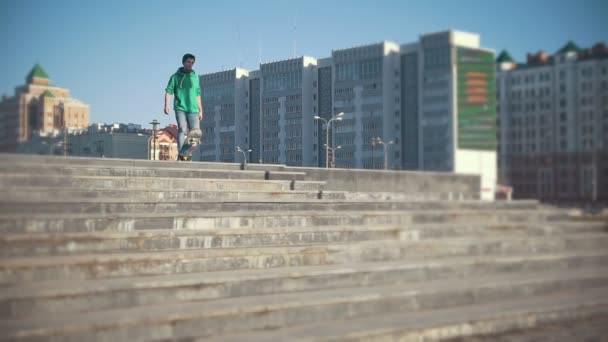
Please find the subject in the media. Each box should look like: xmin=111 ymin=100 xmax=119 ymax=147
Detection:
xmin=178 ymin=128 xmax=202 ymax=161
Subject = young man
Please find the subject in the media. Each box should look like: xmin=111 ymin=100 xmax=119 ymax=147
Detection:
xmin=164 ymin=53 xmax=203 ymax=160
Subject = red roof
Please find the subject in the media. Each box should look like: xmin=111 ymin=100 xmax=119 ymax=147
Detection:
xmin=161 ymin=125 xmax=178 ymax=142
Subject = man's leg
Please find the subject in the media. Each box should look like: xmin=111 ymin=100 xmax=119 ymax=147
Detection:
xmin=175 ymin=111 xmax=189 ymax=151
xmin=186 ymin=113 xmax=200 ymax=131
xmin=184 ymin=113 xmax=201 ymax=160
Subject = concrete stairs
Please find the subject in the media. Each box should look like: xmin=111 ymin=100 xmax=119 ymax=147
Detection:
xmin=0 ymin=153 xmax=606 ymax=341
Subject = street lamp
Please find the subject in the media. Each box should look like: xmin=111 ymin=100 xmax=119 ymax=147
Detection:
xmin=324 ymin=144 xmax=342 ymax=168
xmin=314 ymin=112 xmax=344 ymax=168
xmin=370 ymin=137 xmax=379 ymax=169
xmin=149 ymin=119 xmax=160 ymax=161
xmin=375 ymin=138 xmax=394 ymax=170
xmin=592 ymin=140 xmax=603 ymax=203
xmin=236 ymin=146 xmax=252 ymax=166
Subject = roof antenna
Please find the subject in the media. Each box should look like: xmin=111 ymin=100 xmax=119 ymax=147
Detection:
xmin=292 ymin=12 xmax=298 ymax=58
xmin=258 ymin=34 xmax=263 ymax=65
xmin=236 ymin=23 xmax=242 ymax=68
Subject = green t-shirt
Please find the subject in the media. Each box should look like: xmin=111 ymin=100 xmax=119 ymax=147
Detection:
xmin=165 ymin=68 xmax=201 ymax=113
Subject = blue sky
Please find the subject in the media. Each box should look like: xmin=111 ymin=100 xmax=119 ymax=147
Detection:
xmin=1 ymin=0 xmax=606 ymax=128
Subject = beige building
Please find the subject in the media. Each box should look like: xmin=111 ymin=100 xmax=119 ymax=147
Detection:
xmin=150 ymin=125 xmax=179 ymax=161
xmin=0 ymin=64 xmax=90 ymax=152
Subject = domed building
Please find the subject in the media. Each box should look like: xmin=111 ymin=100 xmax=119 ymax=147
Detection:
xmin=0 ymin=64 xmax=90 ymax=152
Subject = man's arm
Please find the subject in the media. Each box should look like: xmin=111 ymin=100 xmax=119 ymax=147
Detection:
xmin=164 ymin=75 xmax=175 ymax=115
xmin=197 ymin=95 xmax=203 ymax=121
xmin=164 ymin=93 xmax=172 ymax=115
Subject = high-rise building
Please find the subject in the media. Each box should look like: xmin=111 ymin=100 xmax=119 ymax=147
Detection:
xmin=332 ymin=42 xmax=401 ymax=169
xmin=199 ymin=68 xmax=249 ymax=162
xmin=315 ymin=58 xmax=334 ymax=168
xmin=197 ymin=30 xmax=497 ymax=198
xmin=497 ymin=41 xmax=608 ymax=201
xmin=400 ymin=31 xmax=497 ymax=199
xmin=0 ymin=64 xmax=90 ymax=152
xmin=247 ymin=70 xmax=261 ymax=164
xmin=257 ymin=57 xmax=317 ymax=166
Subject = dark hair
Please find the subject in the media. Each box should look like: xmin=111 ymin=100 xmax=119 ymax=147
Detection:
xmin=182 ymin=54 xmax=196 ymax=63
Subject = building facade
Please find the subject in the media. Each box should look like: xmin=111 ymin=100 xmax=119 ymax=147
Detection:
xmin=331 ymin=42 xmax=401 ymax=169
xmin=200 ymin=68 xmax=249 ymax=163
xmin=257 ymin=57 xmax=317 ymax=166
xmin=17 ymin=130 xmax=151 ymax=159
xmin=497 ymin=42 xmax=608 ymax=202
xmin=149 ymin=125 xmax=179 ymax=161
xmin=0 ymin=64 xmax=90 ymax=152
xmin=196 ymin=30 xmax=496 ymax=198
xmin=398 ymin=31 xmax=497 ymax=199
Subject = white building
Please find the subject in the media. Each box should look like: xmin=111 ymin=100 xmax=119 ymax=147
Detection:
xmin=331 ymin=42 xmax=402 ymax=169
xmin=200 ymin=68 xmax=249 ymax=163
xmin=401 ymin=31 xmax=498 ymax=200
xmin=198 ymin=30 xmax=498 ymax=200
xmin=257 ymin=57 xmax=317 ymax=166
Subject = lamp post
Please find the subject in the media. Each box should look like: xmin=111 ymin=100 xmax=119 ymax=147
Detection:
xmin=63 ymin=127 xmax=68 ymax=157
xmin=375 ymin=138 xmax=395 ymax=170
xmin=149 ymin=119 xmax=160 ymax=161
xmin=592 ymin=140 xmax=603 ymax=203
xmin=370 ymin=137 xmax=379 ymax=169
xmin=324 ymin=144 xmax=342 ymax=168
xmin=236 ymin=146 xmax=252 ymax=166
xmin=590 ymin=85 xmax=604 ymax=205
xmin=314 ymin=112 xmax=344 ymax=168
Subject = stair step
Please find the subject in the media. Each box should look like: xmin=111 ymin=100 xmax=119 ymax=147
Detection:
xmin=0 ymin=174 xmax=325 ymax=192
xmin=0 ymin=209 xmax=568 ymax=234
xmin=0 ymin=200 xmax=550 ymax=215
xmin=0 ymin=221 xmax=604 ymax=257
xmin=1 ymin=268 xmax=607 ymax=341
xmin=0 ymin=164 xmax=306 ymax=180
xmin=1 ymin=233 xmax=607 ymax=284
xmin=0 ymin=153 xmax=288 ymax=172
xmin=209 ymin=287 xmax=608 ymax=342
xmin=0 ymin=187 xmax=334 ymax=202
xmin=2 ymin=251 xmax=606 ymax=319
xmin=0 ymin=225 xmax=399 ymax=256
